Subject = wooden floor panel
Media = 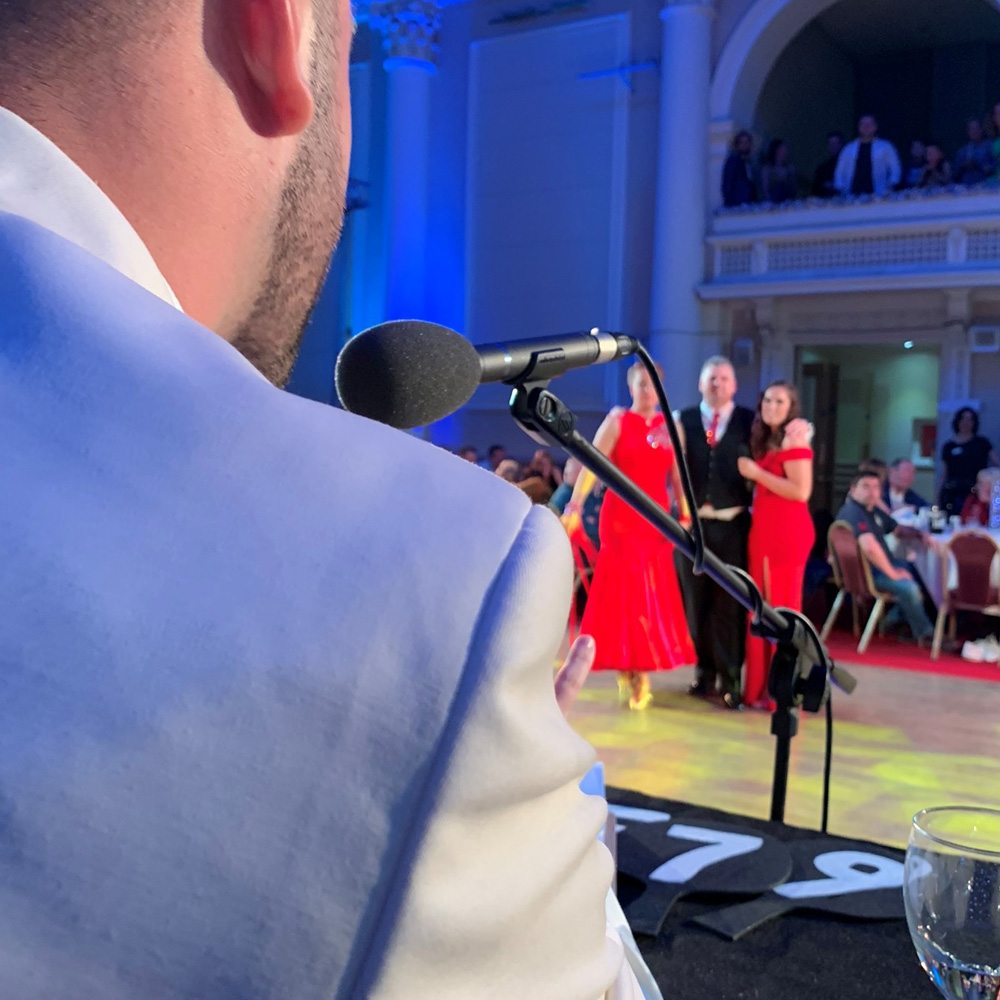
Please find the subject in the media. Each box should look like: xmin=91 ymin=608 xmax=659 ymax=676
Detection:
xmin=569 ymin=663 xmax=1000 ymax=847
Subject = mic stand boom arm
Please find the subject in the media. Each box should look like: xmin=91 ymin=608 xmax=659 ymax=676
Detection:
xmin=508 ymin=380 xmax=855 ymax=825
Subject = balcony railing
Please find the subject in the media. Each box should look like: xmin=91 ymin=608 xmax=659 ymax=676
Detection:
xmin=701 ymin=186 xmax=1000 ymax=299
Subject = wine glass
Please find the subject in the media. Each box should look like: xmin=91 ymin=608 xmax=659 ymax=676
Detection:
xmin=905 ymin=807 xmax=1000 ymax=1000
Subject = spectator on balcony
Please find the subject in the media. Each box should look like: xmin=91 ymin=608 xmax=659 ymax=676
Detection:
xmin=918 ymin=142 xmax=952 ymax=188
xmin=761 ymin=139 xmax=798 ymax=204
xmin=722 ymin=130 xmax=758 ymax=208
xmin=811 ymin=131 xmax=844 ymax=198
xmin=987 ymin=103 xmax=1000 ymax=175
xmin=953 ymin=118 xmax=995 ymax=185
xmin=834 ymin=115 xmax=901 ymax=197
xmin=902 ymin=140 xmax=927 ymax=189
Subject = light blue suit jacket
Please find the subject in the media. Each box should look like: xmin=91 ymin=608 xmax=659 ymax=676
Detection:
xmin=0 ymin=211 xmax=620 ymax=998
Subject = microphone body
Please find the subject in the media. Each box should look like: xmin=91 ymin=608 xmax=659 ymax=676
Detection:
xmin=478 ymin=331 xmax=639 ymax=385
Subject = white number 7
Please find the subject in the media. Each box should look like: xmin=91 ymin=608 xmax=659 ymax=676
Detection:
xmin=648 ymin=825 xmax=764 ymax=884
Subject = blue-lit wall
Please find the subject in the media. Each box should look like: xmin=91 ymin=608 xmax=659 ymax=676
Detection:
xmin=289 ymin=0 xmax=725 ymax=455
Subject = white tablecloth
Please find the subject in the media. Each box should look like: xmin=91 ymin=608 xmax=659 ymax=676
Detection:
xmin=907 ymin=528 xmax=1000 ymax=606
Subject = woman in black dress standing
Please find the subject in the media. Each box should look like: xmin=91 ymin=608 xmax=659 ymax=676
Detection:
xmin=939 ymin=407 xmax=999 ymax=515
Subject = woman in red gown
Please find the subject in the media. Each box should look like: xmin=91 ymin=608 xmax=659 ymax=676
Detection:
xmin=738 ymin=381 xmax=814 ymax=710
xmin=566 ymin=363 xmax=694 ymax=710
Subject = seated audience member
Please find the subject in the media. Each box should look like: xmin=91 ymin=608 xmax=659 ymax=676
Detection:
xmin=495 ymin=459 xmax=522 ymax=483
xmin=902 ymin=140 xmax=927 ymax=188
xmin=457 ymin=445 xmax=479 ymax=463
xmin=884 ymin=458 xmax=929 ymax=512
xmin=761 ymin=139 xmax=798 ymax=203
xmin=918 ymin=142 xmax=951 ymax=188
xmin=518 ymin=476 xmax=554 ymax=505
xmin=549 ymin=458 xmax=579 ymax=513
xmin=961 ymin=468 xmax=1000 ymax=526
xmin=953 ymin=118 xmax=995 ymax=185
xmin=722 ymin=130 xmax=758 ymax=207
xmin=485 ymin=443 xmax=506 ymax=471
xmin=837 ymin=471 xmax=948 ymax=646
xmin=811 ymin=131 xmax=844 ymax=198
xmin=552 ymin=459 xmax=604 ymax=552
xmin=527 ymin=448 xmax=563 ymax=492
xmin=835 ymin=115 xmax=901 ymax=196
xmin=517 ymin=454 xmax=558 ymax=504
xmin=859 ymin=458 xmax=892 ymax=517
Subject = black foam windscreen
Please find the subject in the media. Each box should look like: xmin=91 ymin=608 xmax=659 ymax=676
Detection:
xmin=335 ymin=320 xmax=482 ymax=429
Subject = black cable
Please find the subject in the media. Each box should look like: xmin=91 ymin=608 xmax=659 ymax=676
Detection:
xmin=729 ymin=566 xmax=765 ymax=631
xmin=823 ymin=690 xmax=833 ymax=834
xmin=635 ymin=344 xmax=708 ymax=575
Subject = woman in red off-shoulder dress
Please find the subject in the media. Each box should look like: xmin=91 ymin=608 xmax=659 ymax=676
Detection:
xmin=565 ymin=363 xmax=694 ymax=710
xmin=738 ymin=381 xmax=815 ymax=710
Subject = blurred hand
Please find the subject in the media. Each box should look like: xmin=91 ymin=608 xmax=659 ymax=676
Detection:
xmin=889 ymin=566 xmax=913 ymax=582
xmin=783 ymin=418 xmax=814 ymax=446
xmin=555 ymin=634 xmax=596 ymax=718
xmin=737 ymin=456 xmax=759 ymax=480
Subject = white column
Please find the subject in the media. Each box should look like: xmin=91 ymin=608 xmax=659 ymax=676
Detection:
xmin=938 ymin=289 xmax=972 ymax=497
xmin=755 ymin=298 xmax=793 ymax=389
xmin=649 ymin=0 xmax=715 ymax=405
xmin=371 ymin=0 xmax=441 ymax=320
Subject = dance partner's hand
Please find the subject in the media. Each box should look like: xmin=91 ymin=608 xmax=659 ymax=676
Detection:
xmin=737 ymin=456 xmax=759 ymax=480
xmin=555 ymin=634 xmax=596 ymax=718
xmin=783 ymin=418 xmax=814 ymax=446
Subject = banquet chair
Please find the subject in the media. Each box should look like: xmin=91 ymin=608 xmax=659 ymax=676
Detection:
xmin=821 ymin=520 xmax=897 ymax=653
xmin=931 ymin=530 xmax=1000 ymax=660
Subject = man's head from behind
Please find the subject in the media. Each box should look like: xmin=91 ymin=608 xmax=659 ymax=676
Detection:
xmin=0 ymin=0 xmax=354 ymax=387
xmin=849 ymin=470 xmax=881 ymax=510
xmin=889 ymin=458 xmax=916 ymax=491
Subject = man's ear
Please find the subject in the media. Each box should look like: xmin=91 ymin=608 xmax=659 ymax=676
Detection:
xmin=206 ymin=0 xmax=314 ymax=138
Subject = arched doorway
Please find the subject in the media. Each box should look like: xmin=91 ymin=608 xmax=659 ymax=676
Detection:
xmin=708 ymin=0 xmax=1000 ymax=203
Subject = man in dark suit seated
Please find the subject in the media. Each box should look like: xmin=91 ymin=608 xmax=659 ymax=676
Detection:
xmin=883 ymin=458 xmax=929 ymax=513
xmin=837 ymin=471 xmax=955 ymax=650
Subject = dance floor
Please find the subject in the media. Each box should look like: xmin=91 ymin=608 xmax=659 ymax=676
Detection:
xmin=569 ymin=652 xmax=1000 ymax=848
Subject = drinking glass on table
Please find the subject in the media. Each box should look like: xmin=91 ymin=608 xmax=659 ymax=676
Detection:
xmin=905 ymin=807 xmax=1000 ymax=1000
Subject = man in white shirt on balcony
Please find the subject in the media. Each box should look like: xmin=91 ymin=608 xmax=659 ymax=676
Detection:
xmin=834 ymin=115 xmax=902 ymax=197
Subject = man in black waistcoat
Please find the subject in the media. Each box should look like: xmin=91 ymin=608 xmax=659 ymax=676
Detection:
xmin=675 ymin=357 xmax=755 ymax=710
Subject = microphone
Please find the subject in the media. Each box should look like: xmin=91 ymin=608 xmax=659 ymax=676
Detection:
xmin=335 ymin=319 xmax=639 ymax=429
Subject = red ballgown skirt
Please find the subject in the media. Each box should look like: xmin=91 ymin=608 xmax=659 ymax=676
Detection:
xmin=579 ymin=410 xmax=694 ymax=672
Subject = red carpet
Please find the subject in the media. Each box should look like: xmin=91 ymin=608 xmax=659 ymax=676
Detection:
xmin=823 ymin=630 xmax=1000 ymax=682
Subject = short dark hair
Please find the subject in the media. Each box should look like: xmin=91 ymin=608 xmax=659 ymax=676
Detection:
xmin=952 ymin=406 xmax=980 ymax=435
xmin=487 ymin=444 xmax=505 ymax=457
xmin=850 ymin=470 xmax=880 ymax=489
xmin=889 ymin=457 xmax=912 ymax=469
xmin=827 ymin=130 xmax=844 ymax=141
xmin=0 ymin=1 xmax=173 ymax=66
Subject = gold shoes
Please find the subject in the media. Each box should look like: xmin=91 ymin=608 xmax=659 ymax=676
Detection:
xmin=619 ymin=671 xmax=652 ymax=710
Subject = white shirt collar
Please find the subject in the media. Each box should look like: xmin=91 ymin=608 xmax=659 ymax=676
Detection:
xmin=700 ymin=399 xmax=735 ymax=426
xmin=0 ymin=106 xmax=182 ymax=311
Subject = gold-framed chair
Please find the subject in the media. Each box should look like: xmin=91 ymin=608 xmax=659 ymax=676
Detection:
xmin=820 ymin=520 xmax=898 ymax=654
xmin=931 ymin=530 xmax=1000 ymax=660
